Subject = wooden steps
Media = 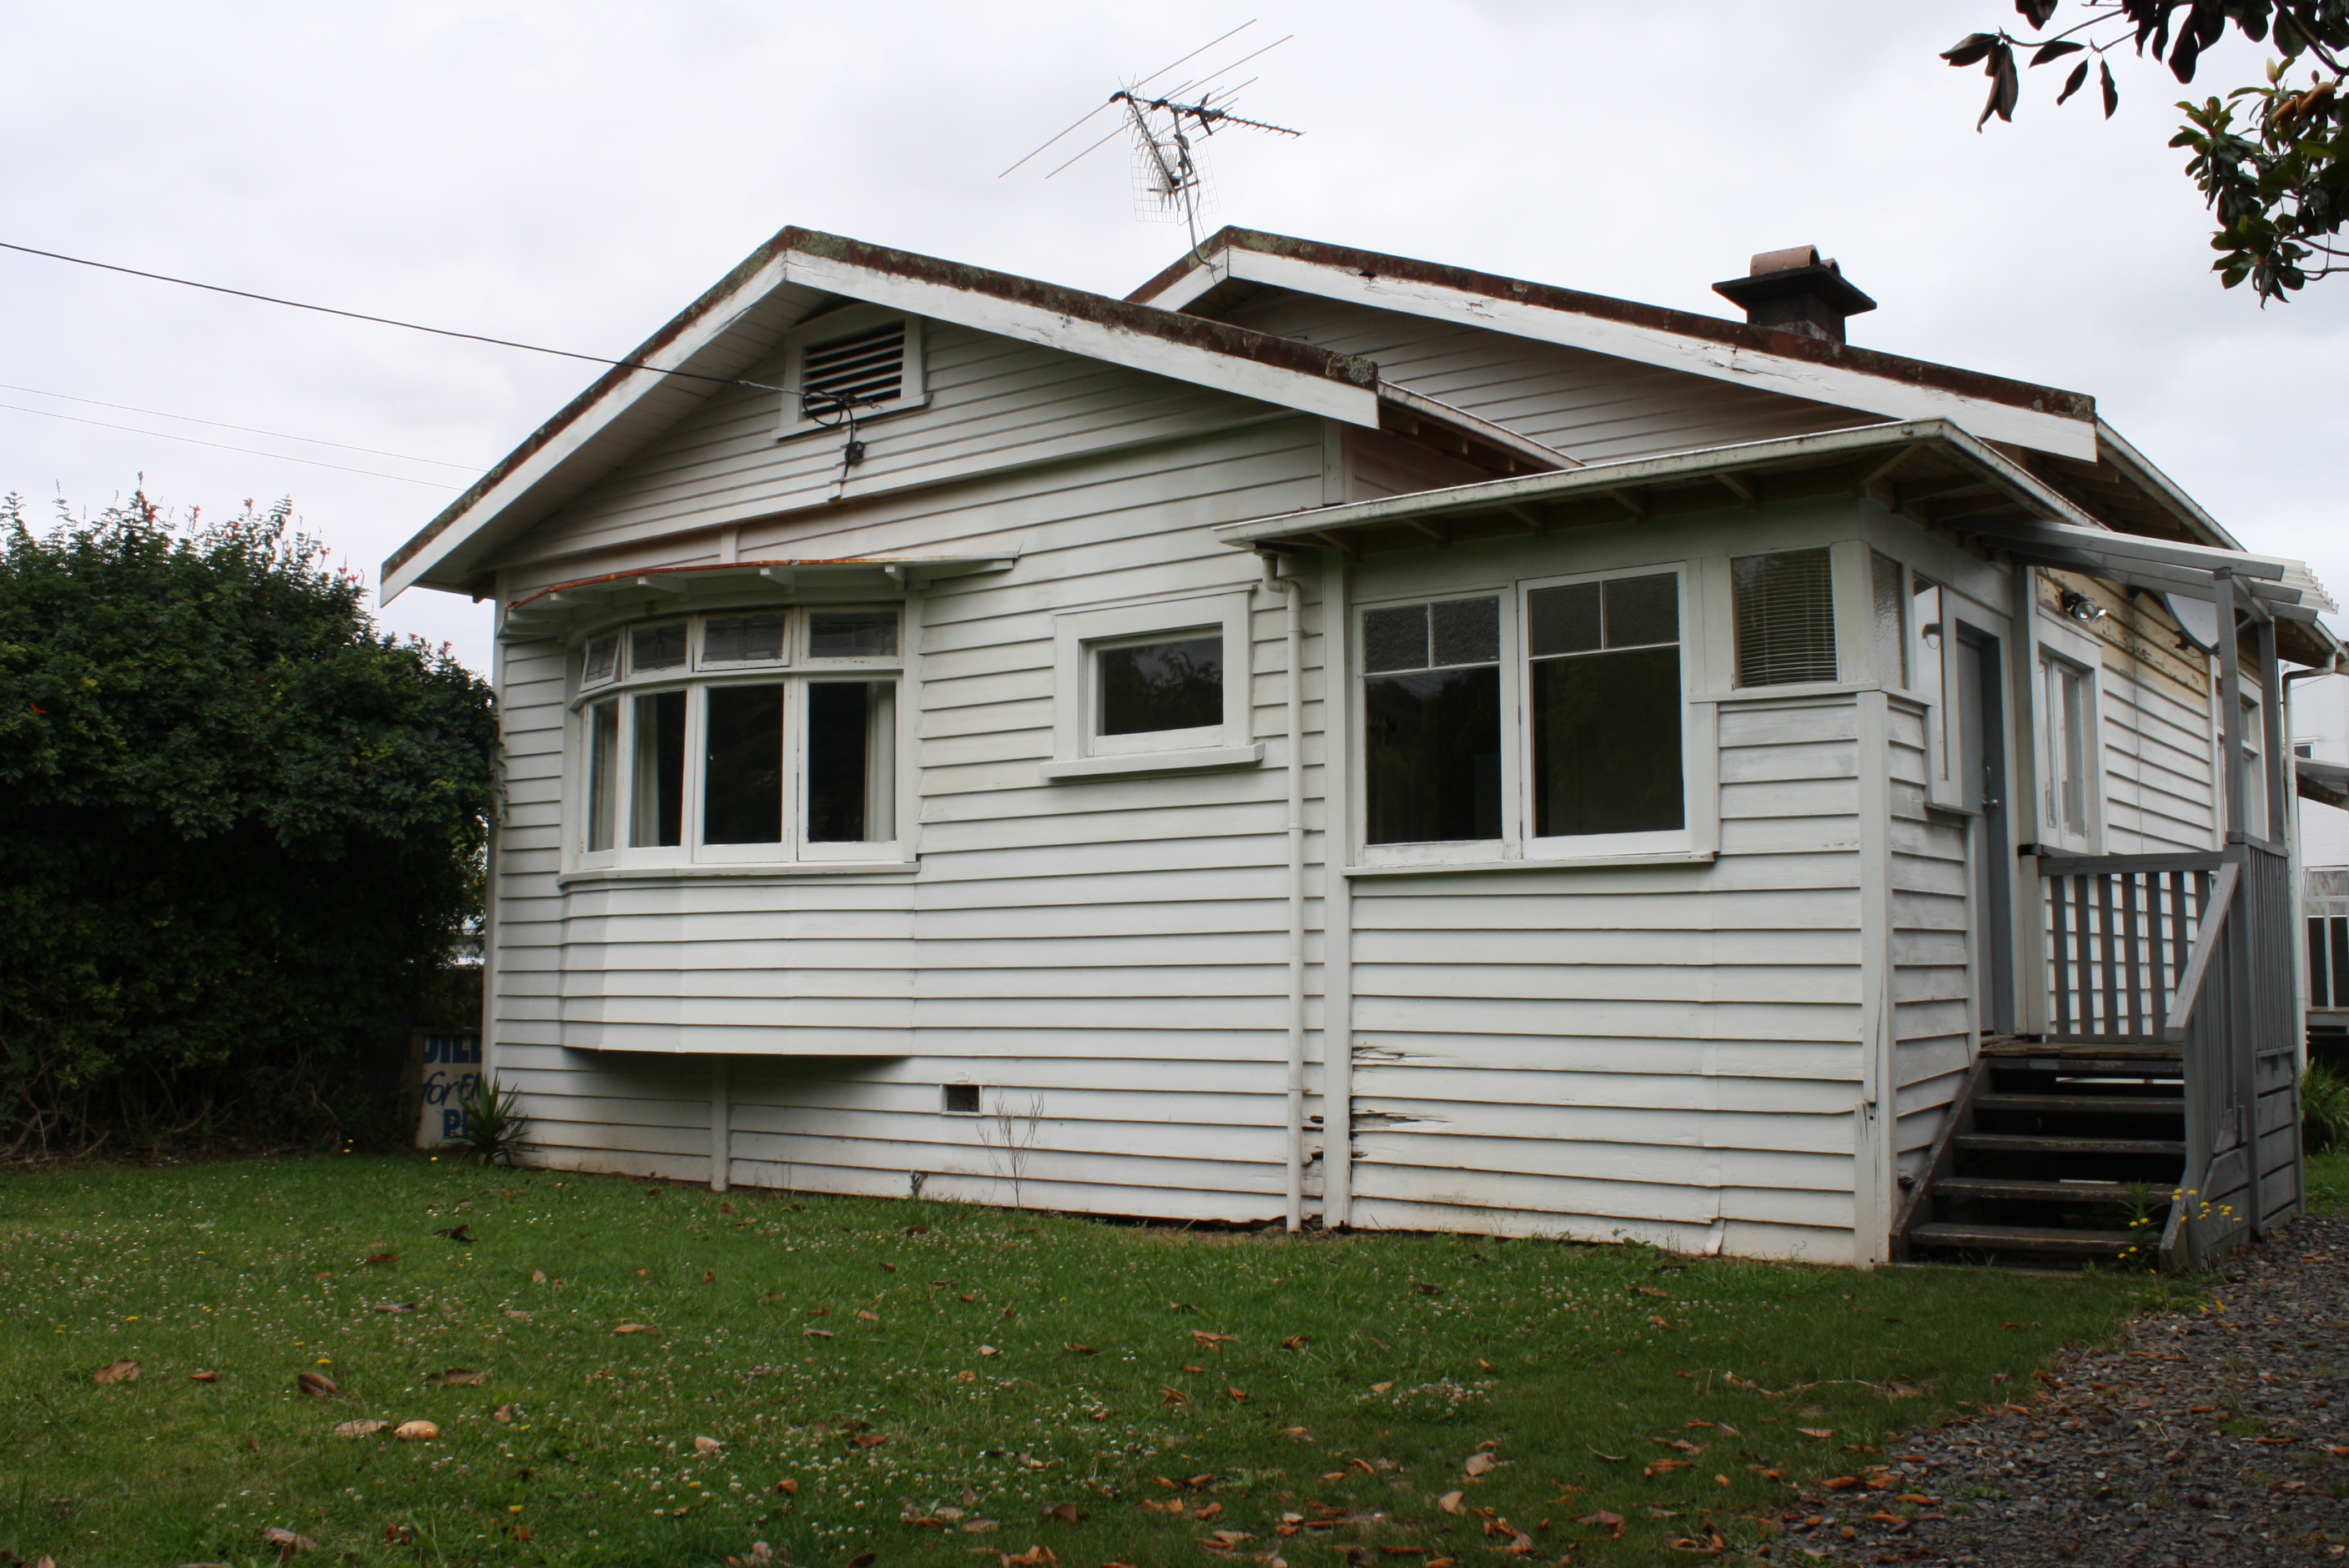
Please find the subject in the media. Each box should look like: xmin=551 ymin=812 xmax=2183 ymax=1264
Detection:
xmin=1906 ymin=1222 xmax=2141 ymax=1257
xmin=1895 ymin=1048 xmax=2186 ymax=1271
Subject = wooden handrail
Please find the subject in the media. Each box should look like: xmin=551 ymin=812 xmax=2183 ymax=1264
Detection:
xmin=2036 ymin=851 xmax=2227 ymax=878
xmin=2161 ymin=861 xmax=2240 ymax=1042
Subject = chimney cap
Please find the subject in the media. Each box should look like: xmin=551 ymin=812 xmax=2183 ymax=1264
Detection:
xmin=1710 ymin=245 xmax=1869 ymax=329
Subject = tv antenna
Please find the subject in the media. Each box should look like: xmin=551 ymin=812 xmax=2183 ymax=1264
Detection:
xmin=999 ymin=22 xmax=1303 ymax=260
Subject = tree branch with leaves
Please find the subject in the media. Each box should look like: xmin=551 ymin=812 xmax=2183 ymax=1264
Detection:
xmin=1944 ymin=1 xmax=2349 ymax=299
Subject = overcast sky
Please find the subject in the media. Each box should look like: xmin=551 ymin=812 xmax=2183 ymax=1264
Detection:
xmin=6 ymin=1 xmax=2343 ymax=677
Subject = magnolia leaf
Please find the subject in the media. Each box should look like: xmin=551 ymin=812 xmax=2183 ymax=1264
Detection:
xmin=1279 ymin=1334 xmax=1308 ymax=1350
xmin=2101 ymin=57 xmax=2120 ymax=117
xmin=694 ymin=1435 xmax=724 ymax=1454
xmin=2057 ymin=58 xmax=2092 ymax=103
xmin=297 ymin=1372 xmax=339 ymax=1399
xmin=332 ymin=1419 xmax=389 ymax=1439
xmin=1191 ymin=1330 xmax=1236 ymax=1349
xmin=1942 ymin=31 xmax=1999 ymax=67
xmin=2015 ymin=0 xmax=2058 ymax=27
xmin=1438 ymin=1490 xmax=1466 ymax=1515
xmin=423 ymin=1368 xmax=488 ymax=1387
xmin=1369 ymin=1380 xmax=1394 ymax=1394
xmin=1590 ymin=1449 xmax=1627 ymax=1462
xmin=189 ymin=1370 xmax=219 ymax=1383
xmin=1798 ymin=1427 xmax=1836 ymax=1440
xmin=433 ymin=1224 xmax=475 ymax=1243
xmin=2030 ymin=39 xmax=2084 ymax=64
xmin=1463 ymin=1452 xmax=1498 ymax=1478
xmin=531 ymin=1269 xmax=547 ymax=1284
xmin=854 ymin=1309 xmax=879 ymax=1322
xmin=93 ymin=1359 xmax=140 ymax=1385
xmin=1042 ymin=1503 xmax=1084 ymax=1524
xmin=978 ymin=1344 xmax=999 ymax=1356
xmin=494 ymin=1403 xmax=518 ymax=1423
xmin=364 ymin=1253 xmax=398 ymax=1266
xmin=395 ymin=1420 xmax=440 ymax=1440
xmin=260 ymin=1526 xmax=317 ymax=1557
xmin=1065 ymin=1344 xmax=1095 ymax=1355
xmin=613 ymin=1323 xmax=657 ymax=1335
xmin=1820 ymin=1475 xmax=1861 ymax=1491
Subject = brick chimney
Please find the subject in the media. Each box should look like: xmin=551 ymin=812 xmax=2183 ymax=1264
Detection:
xmin=1711 ymin=245 xmax=1878 ymax=344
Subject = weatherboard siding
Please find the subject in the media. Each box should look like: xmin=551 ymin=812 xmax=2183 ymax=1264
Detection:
xmin=1885 ymin=698 xmax=1974 ymax=1179
xmin=1212 ymin=291 xmax=1876 ymax=465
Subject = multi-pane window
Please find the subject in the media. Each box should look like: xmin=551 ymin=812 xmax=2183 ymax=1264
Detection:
xmin=1526 ymin=573 xmax=1683 ymax=838
xmin=1733 ymin=548 xmax=1837 ymax=686
xmin=1363 ymin=597 xmax=1503 ymax=844
xmin=576 ymin=606 xmax=901 ymax=867
xmin=2042 ymin=653 xmax=2092 ymax=842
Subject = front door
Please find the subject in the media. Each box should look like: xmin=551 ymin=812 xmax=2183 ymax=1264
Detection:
xmin=1957 ymin=626 xmax=2015 ymax=1038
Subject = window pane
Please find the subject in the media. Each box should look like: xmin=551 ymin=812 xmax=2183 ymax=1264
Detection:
xmin=703 ymin=684 xmax=783 ymax=844
xmin=807 ymin=681 xmax=895 ymax=842
xmin=586 ymin=700 xmax=619 ymax=852
xmin=809 ymin=610 xmax=898 ymax=659
xmin=1871 ymin=552 xmax=1909 ymax=688
xmin=1365 ymin=665 xmax=1502 ymax=843
xmin=1431 ymin=596 xmax=1500 ymax=666
xmin=1532 ymin=647 xmax=1684 ymax=837
xmin=630 ymin=691 xmax=686 ymax=847
xmin=1527 ymin=582 xmax=1601 ymax=657
xmin=584 ymin=636 xmax=618 ymax=684
xmin=1603 ymin=573 xmax=1678 ymax=648
xmin=631 ymin=622 xmax=688 ymax=674
xmin=1733 ymin=549 xmax=1837 ymax=686
xmin=1362 ymin=604 xmax=1429 ymax=673
xmin=1099 ymin=636 xmax=1223 ymax=736
xmin=703 ymin=614 xmax=786 ymax=666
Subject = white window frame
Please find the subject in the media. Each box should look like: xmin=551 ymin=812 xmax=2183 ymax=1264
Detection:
xmin=2035 ymin=618 xmax=2104 ymax=854
xmin=2238 ymin=687 xmax=2269 ymax=843
xmin=1041 ymin=591 xmax=1260 ymax=781
xmin=1518 ymin=565 xmax=1698 ymax=862
xmin=566 ymin=603 xmax=911 ymax=876
xmin=775 ymin=304 xmax=928 ymax=440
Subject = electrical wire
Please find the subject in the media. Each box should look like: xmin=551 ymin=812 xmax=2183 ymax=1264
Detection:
xmin=0 ymin=401 xmax=461 ymax=488
xmin=997 ymin=20 xmax=1257 ymax=178
xmin=0 ymin=239 xmax=786 ymax=396
xmin=0 ymin=381 xmax=482 ymax=470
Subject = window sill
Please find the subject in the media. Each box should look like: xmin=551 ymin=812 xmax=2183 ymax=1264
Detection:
xmin=1344 ymin=849 xmax=1717 ymax=879
xmin=1039 ymin=743 xmax=1264 ymax=781
xmin=558 ymin=858 xmax=917 ymax=890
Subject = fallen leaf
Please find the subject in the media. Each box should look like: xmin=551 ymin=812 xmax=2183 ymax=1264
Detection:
xmin=1438 ymin=1491 xmax=1466 ymax=1515
xmin=1193 ymin=1330 xmax=1236 ymax=1349
xmin=1648 ymin=1315 xmax=1674 ymax=1329
xmin=852 ymin=1433 xmax=890 ymax=1449
xmin=367 ymin=1301 xmax=416 ymax=1314
xmin=1066 ymin=1344 xmax=1095 ymax=1355
xmin=803 ymin=1328 xmax=835 ymax=1339
xmin=847 ymin=1555 xmax=878 ymax=1568
xmin=434 ymin=1224 xmax=475 ymax=1243
xmin=1042 ymin=1503 xmax=1084 ymax=1524
xmin=960 ymin=1519 xmax=999 ymax=1533
xmin=1590 ymin=1449 xmax=1627 ymax=1462
xmin=1411 ymin=1280 xmax=1444 ymax=1296
xmin=879 ymin=1262 xmax=898 ymax=1274
xmin=1370 ymin=1381 xmax=1394 ymax=1394
xmin=332 ymin=1419 xmax=389 ymax=1438
xmin=1797 ymin=1428 xmax=1835 ymax=1440
xmin=1000 ymin=1547 xmax=1057 ymax=1567
xmin=1281 ymin=1426 xmax=1313 ymax=1439
xmin=1279 ymin=1334 xmax=1309 ymax=1349
xmin=395 ymin=1420 xmax=440 ymax=1440
xmin=1643 ymin=1460 xmax=1691 ymax=1476
xmin=978 ymin=1344 xmax=1000 ymax=1356
xmin=297 ymin=1372 xmax=338 ymax=1399
xmin=93 ymin=1359 xmax=140 ymax=1385
xmin=188 ymin=1370 xmax=219 ymax=1383
xmin=494 ymin=1404 xmax=518 ymax=1423
xmin=855 ymin=1309 xmax=880 ymax=1323
xmin=364 ymin=1254 xmax=398 ymax=1266
xmin=613 ymin=1323 xmax=657 ymax=1335
xmin=260 ymin=1526 xmax=317 ymax=1558
xmin=1463 ymin=1453 xmax=1498 ymax=1478
xmin=1819 ymin=1476 xmax=1861 ymax=1492
xmin=774 ymin=1478 xmax=799 ymax=1495
xmin=424 ymin=1368 xmax=488 ymax=1387
xmin=531 ymin=1269 xmax=547 ymax=1284
xmin=1657 ymin=1437 xmax=1704 ymax=1453
xmin=695 ymin=1435 xmax=724 ymax=1454
xmin=1632 ymin=1285 xmax=1670 ymax=1299
xmin=1574 ymin=1510 xmax=1625 ymax=1539
xmin=1897 ymin=1492 xmax=1938 ymax=1505
xmin=1227 ymin=1387 xmax=1249 ymax=1402
xmin=1161 ymin=1387 xmax=1189 ymax=1406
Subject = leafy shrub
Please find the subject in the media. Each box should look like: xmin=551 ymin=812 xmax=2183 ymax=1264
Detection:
xmin=2305 ymin=1062 xmax=2349 ymax=1155
xmin=0 ymin=490 xmax=496 ymax=1154
xmin=451 ymin=1076 xmax=529 ymax=1167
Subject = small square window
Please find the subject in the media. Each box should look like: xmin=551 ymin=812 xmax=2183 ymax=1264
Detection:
xmin=942 ymin=1083 xmax=981 ymax=1114
xmin=584 ymin=635 xmax=619 ymax=686
xmin=631 ymin=622 xmax=689 ymax=675
xmin=1099 ymin=635 xmax=1223 ymax=736
xmin=1733 ymin=549 xmax=1837 ymax=686
xmin=702 ymin=614 xmax=787 ymax=666
xmin=1044 ymin=591 xmax=1256 ymax=778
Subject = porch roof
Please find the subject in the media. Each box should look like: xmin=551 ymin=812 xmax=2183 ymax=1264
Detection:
xmin=1213 ymin=419 xmax=2341 ymax=666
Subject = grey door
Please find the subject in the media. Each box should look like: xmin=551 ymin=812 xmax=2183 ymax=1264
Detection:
xmin=1957 ymin=626 xmax=2015 ymax=1038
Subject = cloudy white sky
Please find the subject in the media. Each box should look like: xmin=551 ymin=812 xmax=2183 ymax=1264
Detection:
xmin=5 ymin=1 xmax=2343 ymax=677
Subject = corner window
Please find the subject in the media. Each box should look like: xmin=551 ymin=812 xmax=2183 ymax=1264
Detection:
xmin=570 ymin=606 xmax=904 ymax=868
xmin=1733 ymin=548 xmax=1837 ymax=686
xmin=777 ymin=308 xmax=928 ymax=437
xmin=1044 ymin=592 xmax=1258 ymax=781
xmin=1869 ymin=550 xmax=1909 ymax=689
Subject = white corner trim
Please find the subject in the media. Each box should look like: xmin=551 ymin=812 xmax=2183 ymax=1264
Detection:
xmin=782 ymin=248 xmax=1381 ymax=430
xmin=1039 ymin=743 xmax=1265 ymax=781
xmin=1217 ymin=247 xmax=2099 ymax=460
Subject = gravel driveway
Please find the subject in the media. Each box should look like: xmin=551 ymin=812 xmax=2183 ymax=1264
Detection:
xmin=1772 ymin=1213 xmax=2349 ymax=1565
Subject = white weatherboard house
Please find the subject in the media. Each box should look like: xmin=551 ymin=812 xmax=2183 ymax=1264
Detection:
xmin=386 ymin=228 xmax=2342 ymax=1269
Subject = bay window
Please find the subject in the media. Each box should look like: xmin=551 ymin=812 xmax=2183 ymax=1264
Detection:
xmin=572 ymin=605 xmax=903 ymax=869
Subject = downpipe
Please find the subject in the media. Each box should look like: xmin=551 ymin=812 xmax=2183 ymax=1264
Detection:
xmin=1260 ymin=550 xmax=1307 ymax=1234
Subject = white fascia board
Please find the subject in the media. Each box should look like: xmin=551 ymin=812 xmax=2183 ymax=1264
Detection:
xmin=781 ymin=247 xmax=1381 ymax=430
xmin=1215 ymin=247 xmax=2101 ymax=462
xmin=381 ymin=253 xmax=795 ymax=603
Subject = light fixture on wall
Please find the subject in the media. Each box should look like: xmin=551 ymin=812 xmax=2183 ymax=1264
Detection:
xmin=2059 ymin=589 xmax=2106 ymax=625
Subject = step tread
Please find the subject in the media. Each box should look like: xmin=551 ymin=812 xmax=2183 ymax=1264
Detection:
xmin=1908 ymin=1222 xmax=2141 ymax=1254
xmin=1954 ymin=1133 xmax=2186 ymax=1155
xmin=1974 ymin=1093 xmax=2186 ymax=1113
xmin=1931 ymin=1177 xmax=2149 ymax=1203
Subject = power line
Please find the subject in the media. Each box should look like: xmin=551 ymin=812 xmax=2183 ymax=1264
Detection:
xmin=0 ymin=381 xmax=481 ymax=470
xmin=0 ymin=401 xmax=461 ymax=488
xmin=0 ymin=239 xmax=787 ymax=395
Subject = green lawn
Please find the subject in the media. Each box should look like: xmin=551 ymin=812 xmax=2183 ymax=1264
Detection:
xmin=3 ymin=1156 xmax=2181 ymax=1568
xmin=2307 ymin=1144 xmax=2349 ymax=1212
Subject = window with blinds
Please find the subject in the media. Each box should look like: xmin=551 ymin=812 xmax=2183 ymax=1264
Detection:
xmin=1733 ymin=548 xmax=1838 ymax=686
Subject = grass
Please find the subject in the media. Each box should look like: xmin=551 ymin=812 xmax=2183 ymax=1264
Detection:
xmin=2306 ymin=1143 xmax=2349 ymax=1213
xmin=2 ymin=1155 xmax=2187 ymax=1568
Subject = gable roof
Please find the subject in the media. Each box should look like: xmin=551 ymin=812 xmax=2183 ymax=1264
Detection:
xmin=1129 ymin=227 xmax=2101 ymax=461
xmin=382 ymin=228 xmax=1411 ymax=600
